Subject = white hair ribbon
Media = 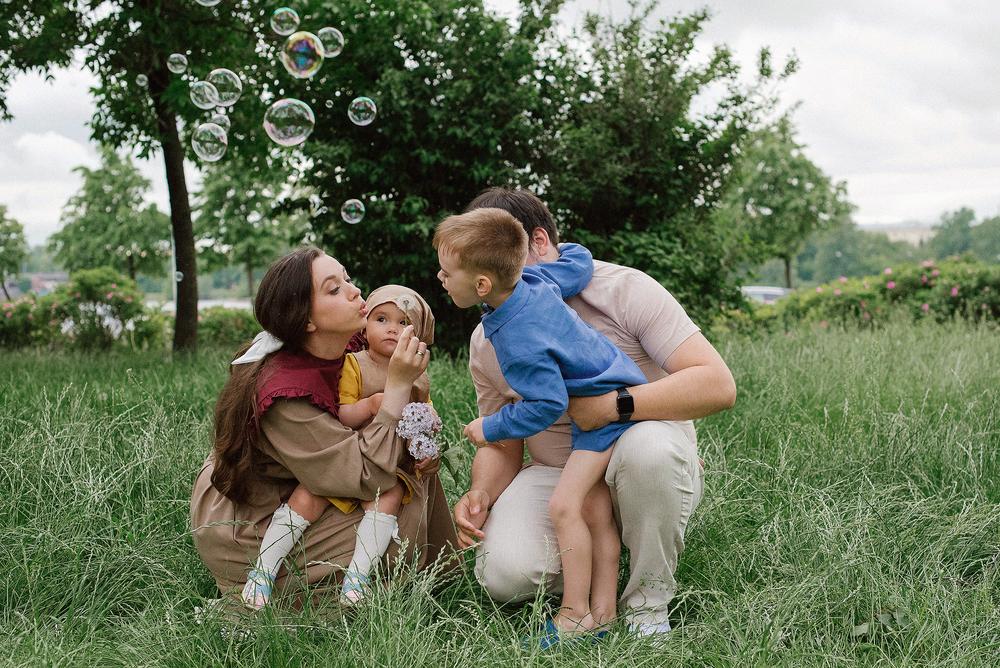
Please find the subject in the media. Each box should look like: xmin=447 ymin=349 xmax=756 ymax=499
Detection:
xmin=231 ymin=331 xmax=284 ymax=365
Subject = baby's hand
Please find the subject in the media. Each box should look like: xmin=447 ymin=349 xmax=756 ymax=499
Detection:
xmin=463 ymin=417 xmax=488 ymax=447
xmin=368 ymin=392 xmax=384 ymax=417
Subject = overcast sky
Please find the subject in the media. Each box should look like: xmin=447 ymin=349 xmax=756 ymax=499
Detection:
xmin=3 ymin=0 xmax=998 ymax=245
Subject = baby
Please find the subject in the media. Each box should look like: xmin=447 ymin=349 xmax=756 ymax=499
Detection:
xmin=434 ymin=208 xmax=647 ymax=643
xmin=242 ymin=285 xmax=436 ymax=609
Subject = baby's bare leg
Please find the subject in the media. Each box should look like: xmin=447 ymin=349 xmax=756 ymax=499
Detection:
xmin=583 ymin=480 xmax=620 ymax=626
xmin=287 ymin=483 xmax=333 ymax=523
xmin=360 ymin=480 xmax=405 ymax=516
xmin=548 ymin=448 xmax=614 ymax=632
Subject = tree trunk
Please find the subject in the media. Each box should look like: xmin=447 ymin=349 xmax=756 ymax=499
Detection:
xmin=246 ymin=261 xmax=254 ymax=299
xmin=150 ymin=71 xmax=198 ymax=352
xmin=1 ymin=278 xmax=10 ymax=301
xmin=783 ymin=256 xmax=793 ymax=289
xmin=127 ymin=255 xmax=136 ymax=282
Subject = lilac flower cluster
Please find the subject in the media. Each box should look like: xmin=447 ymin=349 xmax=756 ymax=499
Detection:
xmin=396 ymin=402 xmax=442 ymax=460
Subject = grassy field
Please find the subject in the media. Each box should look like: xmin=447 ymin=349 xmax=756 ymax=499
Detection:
xmin=1 ymin=322 xmax=998 ymax=666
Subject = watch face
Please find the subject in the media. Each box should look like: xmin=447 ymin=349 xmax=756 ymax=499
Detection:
xmin=617 ymin=390 xmax=634 ymax=415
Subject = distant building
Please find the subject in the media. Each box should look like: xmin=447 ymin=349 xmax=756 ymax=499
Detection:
xmin=859 ymin=223 xmax=935 ymax=246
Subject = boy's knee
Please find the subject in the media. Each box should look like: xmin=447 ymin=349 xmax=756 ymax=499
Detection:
xmin=547 ymin=494 xmax=572 ymax=527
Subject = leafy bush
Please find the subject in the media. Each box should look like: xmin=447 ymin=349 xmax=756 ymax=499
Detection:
xmin=197 ymin=306 xmax=258 ymax=348
xmin=0 ymin=296 xmax=37 ymax=348
xmin=771 ymin=260 xmax=1000 ymax=328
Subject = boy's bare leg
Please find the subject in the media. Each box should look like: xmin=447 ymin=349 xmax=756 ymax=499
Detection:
xmin=548 ymin=448 xmax=614 ymax=633
xmin=583 ymin=479 xmax=620 ymax=627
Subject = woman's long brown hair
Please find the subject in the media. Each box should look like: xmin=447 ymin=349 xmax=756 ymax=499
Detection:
xmin=210 ymin=246 xmax=322 ymax=504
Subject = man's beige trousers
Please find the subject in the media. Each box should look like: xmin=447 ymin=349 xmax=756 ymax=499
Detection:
xmin=475 ymin=420 xmax=704 ymax=625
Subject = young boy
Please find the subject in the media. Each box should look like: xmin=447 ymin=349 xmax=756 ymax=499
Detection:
xmin=433 ymin=208 xmax=647 ymax=643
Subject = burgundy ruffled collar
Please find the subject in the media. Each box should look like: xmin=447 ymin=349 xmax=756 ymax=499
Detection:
xmin=255 ymin=350 xmax=345 ymax=419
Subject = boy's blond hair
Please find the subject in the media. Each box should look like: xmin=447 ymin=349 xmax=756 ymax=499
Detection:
xmin=433 ymin=208 xmax=528 ymax=290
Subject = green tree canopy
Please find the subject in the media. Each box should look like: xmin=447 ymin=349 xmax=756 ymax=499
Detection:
xmin=715 ymin=114 xmax=853 ymax=288
xmin=194 ymin=156 xmax=300 ymax=297
xmin=0 ymin=206 xmax=28 ymax=300
xmin=927 ymin=207 xmax=975 ymax=259
xmin=48 ymin=148 xmax=170 ymax=281
xmin=537 ymin=9 xmax=799 ymax=321
xmin=970 ymin=215 xmax=1000 ymax=264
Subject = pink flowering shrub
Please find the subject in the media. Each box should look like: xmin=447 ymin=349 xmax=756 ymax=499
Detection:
xmin=0 ymin=296 xmax=38 ymax=348
xmin=770 ymin=260 xmax=1000 ymax=329
xmin=21 ymin=268 xmax=160 ymax=350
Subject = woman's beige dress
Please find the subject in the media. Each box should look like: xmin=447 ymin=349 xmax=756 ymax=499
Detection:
xmin=190 ymin=394 xmax=456 ymax=596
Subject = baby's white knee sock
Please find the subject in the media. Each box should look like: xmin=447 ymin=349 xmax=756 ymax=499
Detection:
xmin=345 ymin=510 xmax=399 ymax=578
xmin=255 ymin=502 xmax=311 ymax=579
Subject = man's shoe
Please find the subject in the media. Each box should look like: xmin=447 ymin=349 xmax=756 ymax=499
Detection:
xmin=629 ymin=620 xmax=672 ymax=638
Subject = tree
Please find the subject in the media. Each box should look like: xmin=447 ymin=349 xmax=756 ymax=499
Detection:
xmin=3 ymin=0 xmax=280 ymax=350
xmin=799 ymin=221 xmax=914 ymax=283
xmin=715 ymin=115 xmax=853 ymax=288
xmin=927 ymin=207 xmax=975 ymax=259
xmin=970 ymin=215 xmax=1000 ymax=264
xmin=195 ymin=157 xmax=298 ymax=297
xmin=284 ymin=0 xmax=572 ymax=348
xmin=0 ymin=206 xmax=28 ymax=300
xmin=49 ymin=148 xmax=170 ymax=281
xmin=535 ymin=8 xmax=798 ymax=322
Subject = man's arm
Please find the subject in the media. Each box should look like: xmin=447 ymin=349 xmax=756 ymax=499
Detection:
xmin=456 ymin=330 xmax=528 ymax=547
xmin=454 ymin=439 xmax=523 ymax=548
xmin=568 ymin=332 xmax=736 ymax=430
xmin=523 ymin=242 xmax=593 ymax=299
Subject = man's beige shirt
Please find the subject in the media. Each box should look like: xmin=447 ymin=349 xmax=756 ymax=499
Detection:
xmin=469 ymin=259 xmax=700 ymax=468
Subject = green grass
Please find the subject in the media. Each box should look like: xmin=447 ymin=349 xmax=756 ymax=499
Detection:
xmin=1 ymin=322 xmax=998 ymax=666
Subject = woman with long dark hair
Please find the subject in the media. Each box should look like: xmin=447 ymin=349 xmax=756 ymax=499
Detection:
xmin=190 ymin=247 xmax=456 ymax=602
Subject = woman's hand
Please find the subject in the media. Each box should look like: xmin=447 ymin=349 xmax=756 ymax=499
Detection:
xmin=453 ymin=489 xmax=490 ymax=548
xmin=386 ymin=325 xmax=429 ymax=386
xmin=567 ymin=390 xmax=619 ymax=431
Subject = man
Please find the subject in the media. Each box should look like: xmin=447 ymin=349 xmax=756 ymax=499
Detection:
xmin=453 ymin=187 xmax=736 ymax=637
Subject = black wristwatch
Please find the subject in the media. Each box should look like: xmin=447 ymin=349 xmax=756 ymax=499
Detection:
xmin=616 ymin=388 xmax=634 ymax=423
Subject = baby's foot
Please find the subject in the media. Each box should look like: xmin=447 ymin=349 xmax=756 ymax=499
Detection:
xmin=340 ymin=571 xmax=370 ymax=606
xmin=240 ymin=569 xmax=275 ymax=610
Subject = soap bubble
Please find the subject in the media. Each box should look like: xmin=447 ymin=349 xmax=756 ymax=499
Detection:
xmin=270 ymin=7 xmax=299 ymax=35
xmin=190 ymin=81 xmax=220 ymax=110
xmin=341 ymin=199 xmax=365 ymax=224
xmin=194 ymin=0 xmax=220 ymax=6
xmin=280 ymin=31 xmax=324 ymax=79
xmin=207 ymin=68 xmax=242 ymax=106
xmin=166 ymin=53 xmax=188 ymax=74
xmin=175 ymin=271 xmax=185 ymax=282
xmin=191 ymin=122 xmax=228 ymax=162
xmin=348 ymin=96 xmax=377 ymax=126
xmin=325 ymin=100 xmax=334 ymax=109
xmin=209 ymin=112 xmax=230 ymax=132
xmin=135 ymin=74 xmax=148 ymax=87
xmin=263 ymin=98 xmax=315 ymax=147
xmin=317 ymin=27 xmax=345 ymax=57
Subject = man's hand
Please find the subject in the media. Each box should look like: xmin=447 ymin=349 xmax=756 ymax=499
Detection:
xmin=567 ymin=389 xmax=619 ymax=431
xmin=453 ymin=489 xmax=490 ymax=548
xmin=463 ymin=417 xmax=488 ymax=447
